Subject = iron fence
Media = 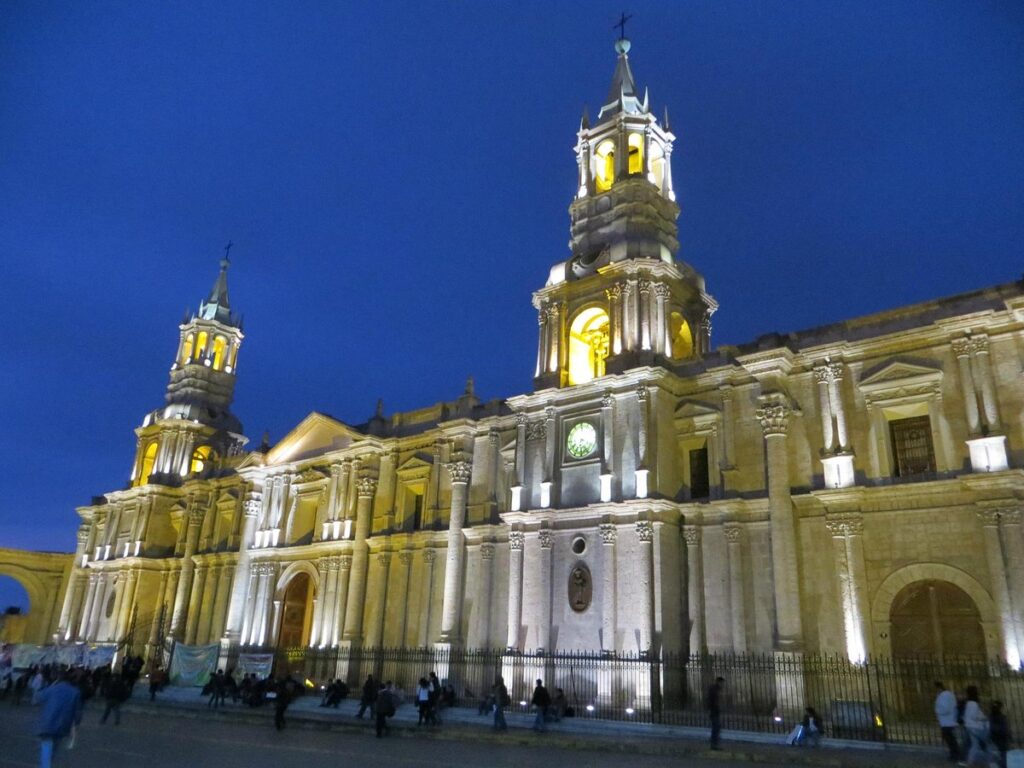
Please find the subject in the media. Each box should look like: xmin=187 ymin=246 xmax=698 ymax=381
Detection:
xmin=237 ymin=646 xmax=1023 ymax=748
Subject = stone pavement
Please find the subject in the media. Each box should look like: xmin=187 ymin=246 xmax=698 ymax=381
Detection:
xmin=126 ymin=685 xmax=954 ymax=768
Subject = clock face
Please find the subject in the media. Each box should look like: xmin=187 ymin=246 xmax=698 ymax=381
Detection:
xmin=566 ymin=422 xmax=598 ymax=459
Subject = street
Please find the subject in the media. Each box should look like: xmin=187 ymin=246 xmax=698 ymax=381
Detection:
xmin=0 ymin=702 xmax=791 ymax=768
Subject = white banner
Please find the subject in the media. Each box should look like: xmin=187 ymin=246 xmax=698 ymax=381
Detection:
xmin=234 ymin=653 xmax=274 ymax=680
xmin=169 ymin=643 xmax=219 ymax=687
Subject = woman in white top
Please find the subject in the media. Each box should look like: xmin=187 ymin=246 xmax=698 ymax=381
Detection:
xmin=962 ymin=685 xmax=990 ymax=766
xmin=416 ymin=677 xmax=433 ymax=726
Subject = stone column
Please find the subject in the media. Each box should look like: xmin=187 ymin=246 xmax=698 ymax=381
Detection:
xmin=87 ymin=573 xmax=110 ymax=641
xmin=505 ymin=532 xmax=524 ymax=650
xmin=724 ymin=525 xmax=747 ymax=652
xmin=62 ymin=571 xmax=87 ymax=641
xmin=623 ymin=281 xmax=637 ymax=351
xmin=952 ymin=338 xmax=981 ymax=434
xmin=599 ymin=524 xmax=617 ymax=654
xmin=978 ymin=510 xmax=1021 ymax=665
xmin=78 ymin=573 xmax=98 ymax=639
xmin=239 ymin=563 xmax=260 ymax=646
xmin=209 ymin=564 xmax=233 ymax=644
xmin=535 ymin=302 xmax=547 ymax=377
xmin=170 ymin=509 xmax=204 ymax=640
xmin=249 ymin=564 xmax=270 ymax=646
xmin=116 ymin=568 xmax=140 ymax=645
xmin=683 ymin=527 xmax=705 ymax=654
xmin=342 ymin=476 xmax=377 ymax=643
xmin=547 ymin=304 xmax=561 ymax=374
xmin=654 ymin=283 xmax=669 ymax=356
xmin=536 ymin=530 xmax=554 ymax=652
xmin=479 ymin=544 xmax=495 ymax=648
xmin=439 ymin=460 xmax=472 ymax=644
xmin=636 ymin=521 xmax=655 ymax=654
xmin=826 ymin=514 xmax=868 ymax=663
xmin=970 ymin=336 xmax=1001 ymax=430
xmin=755 ymin=397 xmax=803 ymax=649
xmin=814 ymin=366 xmax=836 ymax=452
xmin=262 ymin=564 xmax=280 ymax=647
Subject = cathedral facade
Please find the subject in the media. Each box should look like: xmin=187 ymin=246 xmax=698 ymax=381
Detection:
xmin=23 ymin=39 xmax=1024 ymax=676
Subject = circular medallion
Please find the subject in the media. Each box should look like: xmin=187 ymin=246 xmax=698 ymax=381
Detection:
xmin=566 ymin=422 xmax=598 ymax=459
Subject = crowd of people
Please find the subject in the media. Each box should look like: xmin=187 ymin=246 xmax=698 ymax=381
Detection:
xmin=935 ymin=681 xmax=1012 ymax=768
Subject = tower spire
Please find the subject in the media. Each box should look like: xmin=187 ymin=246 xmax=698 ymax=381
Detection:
xmin=198 ymin=245 xmax=239 ymax=326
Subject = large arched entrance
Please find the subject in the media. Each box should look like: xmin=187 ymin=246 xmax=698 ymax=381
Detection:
xmin=277 ymin=572 xmax=314 ymax=649
xmin=890 ymin=580 xmax=985 ymax=659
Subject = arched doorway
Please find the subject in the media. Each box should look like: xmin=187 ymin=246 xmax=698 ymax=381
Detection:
xmin=277 ymin=572 xmax=314 ymax=649
xmin=0 ymin=576 xmax=31 ymax=643
xmin=567 ymin=307 xmax=610 ymax=385
xmin=890 ymin=580 xmax=985 ymax=659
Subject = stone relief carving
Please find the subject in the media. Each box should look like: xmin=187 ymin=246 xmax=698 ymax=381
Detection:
xmin=568 ymin=564 xmax=593 ymax=613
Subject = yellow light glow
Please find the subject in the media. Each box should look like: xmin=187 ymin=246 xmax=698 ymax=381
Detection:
xmin=190 ymin=445 xmax=211 ymax=475
xmin=211 ymin=336 xmax=227 ymax=371
xmin=568 ymin=307 xmax=610 ymax=385
xmin=180 ymin=334 xmax=194 ymax=365
xmin=194 ymin=331 xmax=208 ymax=360
xmin=669 ymin=312 xmax=694 ymax=360
xmin=594 ymin=140 xmax=615 ymax=192
xmin=628 ymin=133 xmax=643 ymax=175
xmin=137 ymin=441 xmax=158 ymax=487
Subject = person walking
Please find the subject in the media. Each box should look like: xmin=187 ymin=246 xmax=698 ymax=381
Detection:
xmin=356 ymin=674 xmax=376 ymax=718
xmin=428 ymin=671 xmax=442 ymax=725
xmin=708 ymin=676 xmax=725 ymax=750
xmin=208 ymin=669 xmax=227 ymax=709
xmin=375 ymin=681 xmax=396 ymax=738
xmin=273 ymin=676 xmax=296 ymax=731
xmin=934 ymin=681 xmax=961 ymax=762
xmin=36 ymin=670 xmax=83 ymax=768
xmin=989 ymin=701 xmax=1010 ymax=768
xmin=962 ymin=685 xmax=990 ymax=767
xmin=99 ymin=672 xmax=129 ymax=725
xmin=531 ymin=679 xmax=550 ymax=732
xmin=416 ymin=677 xmax=434 ymax=726
xmin=492 ymin=676 xmax=509 ymax=731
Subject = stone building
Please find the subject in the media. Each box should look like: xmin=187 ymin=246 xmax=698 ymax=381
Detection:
xmin=14 ymin=38 xmax=1024 ymax=673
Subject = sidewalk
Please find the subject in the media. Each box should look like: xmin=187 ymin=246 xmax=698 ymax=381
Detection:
xmin=124 ymin=685 xmax=948 ymax=767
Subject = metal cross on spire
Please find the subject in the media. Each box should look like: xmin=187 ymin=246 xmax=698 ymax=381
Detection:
xmin=614 ymin=12 xmax=632 ymax=40
xmin=224 ymin=240 xmax=234 ymax=261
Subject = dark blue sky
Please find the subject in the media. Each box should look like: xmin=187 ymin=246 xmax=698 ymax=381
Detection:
xmin=1 ymin=1 xmax=1022 ymax=608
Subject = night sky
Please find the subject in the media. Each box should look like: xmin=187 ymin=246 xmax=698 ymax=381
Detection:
xmin=1 ymin=2 xmax=1022 ymax=609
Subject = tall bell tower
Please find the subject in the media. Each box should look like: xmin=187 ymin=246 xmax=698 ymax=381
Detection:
xmin=129 ymin=253 xmax=248 ymax=487
xmin=533 ymin=37 xmax=717 ymax=390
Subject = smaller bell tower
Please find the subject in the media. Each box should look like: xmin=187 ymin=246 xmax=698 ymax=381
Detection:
xmin=533 ymin=37 xmax=717 ymax=391
xmin=129 ymin=253 xmax=247 ymax=487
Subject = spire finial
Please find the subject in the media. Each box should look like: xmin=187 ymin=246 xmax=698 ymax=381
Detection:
xmin=222 ymin=240 xmax=233 ymax=270
xmin=375 ymin=398 xmax=384 ymax=418
xmin=465 ymin=376 xmax=475 ymax=397
xmin=614 ymin=12 xmax=632 ymax=54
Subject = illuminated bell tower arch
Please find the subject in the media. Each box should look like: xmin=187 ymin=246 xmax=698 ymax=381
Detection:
xmin=533 ymin=37 xmax=717 ymax=390
xmin=130 ymin=254 xmax=247 ymax=487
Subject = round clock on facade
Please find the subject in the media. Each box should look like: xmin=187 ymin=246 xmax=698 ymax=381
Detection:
xmin=566 ymin=421 xmax=598 ymax=459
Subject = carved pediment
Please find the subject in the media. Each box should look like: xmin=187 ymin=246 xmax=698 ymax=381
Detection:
xmin=858 ymin=358 xmax=943 ymax=403
xmin=266 ymin=412 xmax=361 ymax=465
xmin=674 ymin=399 xmax=721 ymax=433
xmin=295 ymin=466 xmax=329 ymax=485
xmin=397 ymin=453 xmax=433 ymax=476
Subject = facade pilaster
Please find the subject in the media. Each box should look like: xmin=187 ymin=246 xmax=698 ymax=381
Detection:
xmin=952 ymin=338 xmax=982 ymax=434
xmin=419 ymin=549 xmax=436 ymax=647
xmin=724 ymin=524 xmax=746 ymax=652
xmin=333 ymin=555 xmax=351 ymax=646
xmin=170 ymin=508 xmax=204 ymax=639
xmin=970 ymin=336 xmax=1001 ymax=430
xmin=396 ymin=551 xmax=413 ymax=646
xmin=978 ymin=509 xmax=1022 ymax=666
xmin=599 ymin=524 xmax=617 ymax=654
xmin=536 ymin=529 xmax=554 ymax=652
xmin=478 ymin=544 xmax=495 ymax=648
xmin=825 ymin=514 xmax=868 ymax=663
xmin=209 ymin=563 xmax=232 ymax=644
xmin=369 ymin=552 xmax=391 ymax=648
xmin=505 ymin=531 xmax=524 ymax=650
xmin=185 ymin=563 xmax=209 ymax=645
xmin=636 ymin=520 xmax=654 ymax=654
xmin=755 ymin=397 xmax=803 ymax=650
xmin=683 ymin=527 xmax=705 ymax=654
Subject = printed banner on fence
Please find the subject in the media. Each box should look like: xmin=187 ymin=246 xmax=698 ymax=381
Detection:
xmin=169 ymin=643 xmax=219 ymax=686
xmin=11 ymin=644 xmax=55 ymax=669
xmin=55 ymin=645 xmax=86 ymax=668
xmin=0 ymin=644 xmax=12 ymax=670
xmin=235 ymin=653 xmax=274 ymax=681
xmin=86 ymin=645 xmax=117 ymax=669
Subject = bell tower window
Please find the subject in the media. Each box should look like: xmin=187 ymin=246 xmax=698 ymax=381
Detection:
xmin=628 ymin=133 xmax=644 ymax=175
xmin=212 ymin=336 xmax=227 ymax=370
xmin=594 ymin=140 xmax=615 ymax=192
xmin=189 ymin=445 xmax=212 ymax=475
xmin=194 ymin=331 xmax=209 ymax=361
xmin=137 ymin=441 xmax=158 ymax=487
xmin=670 ymin=312 xmax=694 ymax=360
xmin=180 ymin=334 xmax=194 ymax=365
xmin=568 ymin=307 xmax=611 ymax=385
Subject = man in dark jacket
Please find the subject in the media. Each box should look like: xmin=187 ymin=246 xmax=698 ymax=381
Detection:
xmin=356 ymin=674 xmax=376 ymax=718
xmin=100 ymin=673 xmax=129 ymax=725
xmin=37 ymin=670 xmax=83 ymax=768
xmin=708 ymin=677 xmax=725 ymax=749
xmin=531 ymin=679 xmax=551 ymax=732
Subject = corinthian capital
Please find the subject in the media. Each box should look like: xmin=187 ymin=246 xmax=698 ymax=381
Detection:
xmin=951 ymin=337 xmax=972 ymax=358
xmin=446 ymin=460 xmax=472 ymax=485
xmin=538 ymin=530 xmax=554 ymax=549
xmin=682 ymin=527 xmax=701 ymax=546
xmin=635 ymin=520 xmax=654 ymax=543
xmin=508 ymin=531 xmax=525 ymax=551
xmin=356 ymin=476 xmax=378 ymax=498
xmin=756 ymin=393 xmax=793 ymax=436
xmin=813 ymin=362 xmax=843 ymax=384
xmin=968 ymin=335 xmax=989 ymax=355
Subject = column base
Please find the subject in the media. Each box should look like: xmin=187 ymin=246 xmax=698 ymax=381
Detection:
xmin=967 ymin=435 xmax=1008 ymax=472
xmin=821 ymin=453 xmax=856 ymax=489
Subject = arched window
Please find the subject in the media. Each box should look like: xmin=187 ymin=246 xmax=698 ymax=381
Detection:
xmin=628 ymin=133 xmax=644 ymax=175
xmin=189 ymin=445 xmax=212 ymax=475
xmin=137 ymin=442 xmax=158 ymax=487
xmin=670 ymin=312 xmax=694 ymax=360
xmin=194 ymin=331 xmax=208 ymax=361
xmin=180 ymin=334 xmax=194 ymax=365
xmin=594 ymin=140 xmax=615 ymax=192
xmin=228 ymin=344 xmax=238 ymax=370
xmin=890 ymin=580 xmax=984 ymax=660
xmin=649 ymin=143 xmax=665 ymax=191
xmin=568 ymin=307 xmax=611 ymax=385
xmin=211 ymin=336 xmax=227 ymax=371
